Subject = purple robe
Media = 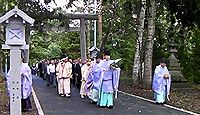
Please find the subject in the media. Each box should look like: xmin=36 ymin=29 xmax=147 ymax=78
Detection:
xmin=91 ymin=63 xmax=102 ymax=90
xmin=152 ymin=65 xmax=171 ymax=96
xmin=7 ymin=63 xmax=32 ymax=99
xmin=21 ymin=63 xmax=32 ymax=99
xmin=99 ymin=60 xmax=120 ymax=93
xmin=112 ymin=68 xmax=121 ymax=91
xmin=85 ymin=62 xmax=102 ymax=94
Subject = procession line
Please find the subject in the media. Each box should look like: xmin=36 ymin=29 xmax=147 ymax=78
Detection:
xmin=118 ymin=91 xmax=199 ymax=115
xmin=32 ymin=87 xmax=45 ymax=115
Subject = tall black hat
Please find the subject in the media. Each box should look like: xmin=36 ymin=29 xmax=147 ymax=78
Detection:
xmin=96 ymin=54 xmax=102 ymax=59
xmin=160 ymin=57 xmax=167 ymax=63
xmin=103 ymin=50 xmax=110 ymax=56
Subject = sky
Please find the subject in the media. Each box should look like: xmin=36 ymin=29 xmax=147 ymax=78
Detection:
xmin=38 ymin=0 xmax=98 ymax=27
xmin=39 ymin=0 xmax=85 ymax=13
xmin=39 ymin=0 xmax=84 ymax=27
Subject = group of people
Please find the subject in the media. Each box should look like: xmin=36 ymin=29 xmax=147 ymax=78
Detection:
xmin=5 ymin=50 xmax=172 ymax=112
xmin=34 ymin=50 xmax=121 ymax=108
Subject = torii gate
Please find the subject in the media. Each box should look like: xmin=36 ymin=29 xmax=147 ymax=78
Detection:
xmin=27 ymin=13 xmax=99 ymax=62
xmin=58 ymin=14 xmax=98 ymax=62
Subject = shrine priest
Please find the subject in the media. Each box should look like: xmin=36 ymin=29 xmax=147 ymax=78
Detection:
xmin=85 ymin=55 xmax=102 ymax=104
xmin=152 ymin=58 xmax=171 ymax=104
xmin=97 ymin=50 xmax=121 ymax=109
xmin=7 ymin=60 xmax=33 ymax=111
xmin=20 ymin=62 xmax=33 ymax=111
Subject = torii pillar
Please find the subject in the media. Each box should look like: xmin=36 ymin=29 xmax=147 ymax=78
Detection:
xmin=65 ymin=14 xmax=98 ymax=62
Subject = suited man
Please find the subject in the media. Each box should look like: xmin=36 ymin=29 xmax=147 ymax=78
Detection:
xmin=72 ymin=59 xmax=82 ymax=89
xmin=38 ymin=60 xmax=43 ymax=79
xmin=72 ymin=59 xmax=76 ymax=87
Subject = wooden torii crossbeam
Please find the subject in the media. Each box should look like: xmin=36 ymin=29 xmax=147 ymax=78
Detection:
xmin=28 ymin=13 xmax=98 ymax=20
xmin=62 ymin=13 xmax=98 ymax=20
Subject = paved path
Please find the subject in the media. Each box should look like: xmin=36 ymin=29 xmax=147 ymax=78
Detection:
xmin=33 ymin=76 xmax=191 ymax=115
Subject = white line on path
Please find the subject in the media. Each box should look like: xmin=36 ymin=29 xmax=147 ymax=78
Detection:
xmin=118 ymin=91 xmax=199 ymax=115
xmin=32 ymin=87 xmax=45 ymax=115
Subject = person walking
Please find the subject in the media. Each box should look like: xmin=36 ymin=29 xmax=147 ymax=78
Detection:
xmin=47 ymin=59 xmax=56 ymax=87
xmin=56 ymin=57 xmax=72 ymax=97
xmin=80 ymin=60 xmax=91 ymax=99
xmin=152 ymin=58 xmax=171 ymax=104
xmin=85 ymin=55 xmax=102 ymax=104
xmin=98 ymin=50 xmax=121 ymax=109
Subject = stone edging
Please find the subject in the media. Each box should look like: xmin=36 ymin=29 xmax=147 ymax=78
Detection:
xmin=118 ymin=90 xmax=199 ymax=115
xmin=32 ymin=87 xmax=45 ymax=115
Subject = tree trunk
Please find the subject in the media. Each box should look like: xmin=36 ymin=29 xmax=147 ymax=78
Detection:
xmin=98 ymin=0 xmax=103 ymax=51
xmin=98 ymin=0 xmax=118 ymax=51
xmin=143 ymin=0 xmax=156 ymax=89
xmin=132 ymin=0 xmax=146 ymax=84
xmin=87 ymin=20 xmax=91 ymax=58
xmin=0 ymin=26 xmax=4 ymax=82
xmin=0 ymin=54 xmax=3 ymax=83
xmin=0 ymin=52 xmax=3 ymax=73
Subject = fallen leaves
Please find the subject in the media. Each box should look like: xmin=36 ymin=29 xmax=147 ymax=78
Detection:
xmin=0 ymin=82 xmax=38 ymax=115
xmin=119 ymin=79 xmax=200 ymax=114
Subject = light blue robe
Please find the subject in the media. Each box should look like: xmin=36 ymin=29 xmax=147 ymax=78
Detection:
xmin=98 ymin=59 xmax=121 ymax=107
xmin=152 ymin=65 xmax=171 ymax=103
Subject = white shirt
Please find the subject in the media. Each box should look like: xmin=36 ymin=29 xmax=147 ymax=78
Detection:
xmin=47 ymin=64 xmax=56 ymax=74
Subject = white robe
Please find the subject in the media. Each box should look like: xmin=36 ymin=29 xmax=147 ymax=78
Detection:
xmin=56 ymin=62 xmax=72 ymax=95
xmin=152 ymin=65 xmax=171 ymax=102
xmin=80 ymin=64 xmax=91 ymax=95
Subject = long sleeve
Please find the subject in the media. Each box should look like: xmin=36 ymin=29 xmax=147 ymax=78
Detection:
xmin=69 ymin=63 xmax=72 ymax=74
xmin=68 ymin=63 xmax=72 ymax=78
xmin=62 ymin=62 xmax=72 ymax=78
xmin=21 ymin=63 xmax=32 ymax=99
xmin=56 ymin=63 xmax=60 ymax=72
xmin=81 ymin=65 xmax=87 ymax=81
xmin=152 ymin=65 xmax=171 ymax=94
xmin=112 ymin=68 xmax=121 ymax=91
xmin=47 ymin=65 xmax=50 ymax=75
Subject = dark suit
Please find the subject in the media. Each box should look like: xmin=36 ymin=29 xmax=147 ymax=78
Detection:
xmin=72 ymin=63 xmax=82 ymax=89
xmin=38 ymin=62 xmax=43 ymax=78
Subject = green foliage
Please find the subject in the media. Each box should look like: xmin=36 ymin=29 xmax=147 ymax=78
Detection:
xmin=29 ymin=30 xmax=80 ymax=64
xmin=102 ymin=0 xmax=137 ymax=72
xmin=47 ymin=43 xmax=62 ymax=58
xmin=153 ymin=2 xmax=171 ymax=67
xmin=177 ymin=26 xmax=200 ymax=83
xmin=149 ymin=0 xmax=200 ymax=84
xmin=167 ymin=0 xmax=200 ymax=27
